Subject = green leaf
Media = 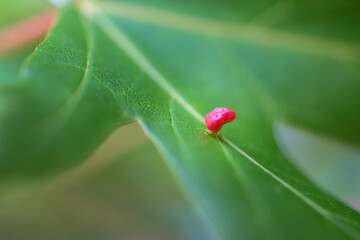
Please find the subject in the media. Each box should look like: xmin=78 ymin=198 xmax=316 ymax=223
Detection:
xmin=0 ymin=123 xmax=211 ymax=240
xmin=2 ymin=1 xmax=360 ymax=239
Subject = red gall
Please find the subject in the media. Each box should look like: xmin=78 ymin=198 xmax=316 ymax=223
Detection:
xmin=205 ymin=107 xmax=236 ymax=134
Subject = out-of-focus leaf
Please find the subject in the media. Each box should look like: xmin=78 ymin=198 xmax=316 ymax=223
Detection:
xmin=0 ymin=0 xmax=51 ymax=28
xmin=1 ymin=0 xmax=360 ymax=239
xmin=0 ymin=0 xmax=52 ymax=116
xmin=0 ymin=129 xmax=211 ymax=240
xmin=274 ymin=122 xmax=360 ymax=210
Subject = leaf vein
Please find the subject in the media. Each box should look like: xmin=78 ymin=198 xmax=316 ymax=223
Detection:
xmin=81 ymin=3 xmax=360 ymax=237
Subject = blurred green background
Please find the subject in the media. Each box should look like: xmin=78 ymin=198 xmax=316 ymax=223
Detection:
xmin=0 ymin=124 xmax=212 ymax=240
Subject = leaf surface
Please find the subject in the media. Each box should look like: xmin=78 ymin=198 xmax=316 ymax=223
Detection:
xmin=1 ymin=1 xmax=360 ymax=239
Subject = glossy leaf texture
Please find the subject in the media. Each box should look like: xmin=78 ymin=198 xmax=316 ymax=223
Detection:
xmin=1 ymin=0 xmax=360 ymax=239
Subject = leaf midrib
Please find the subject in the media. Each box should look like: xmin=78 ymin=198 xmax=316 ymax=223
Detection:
xmin=79 ymin=2 xmax=360 ymax=237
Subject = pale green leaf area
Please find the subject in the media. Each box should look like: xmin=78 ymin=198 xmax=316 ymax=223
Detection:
xmin=1 ymin=0 xmax=360 ymax=239
xmin=275 ymin=122 xmax=360 ymax=210
xmin=0 ymin=0 xmax=51 ymax=28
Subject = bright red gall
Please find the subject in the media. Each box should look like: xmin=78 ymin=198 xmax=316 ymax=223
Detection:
xmin=205 ymin=107 xmax=236 ymax=134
